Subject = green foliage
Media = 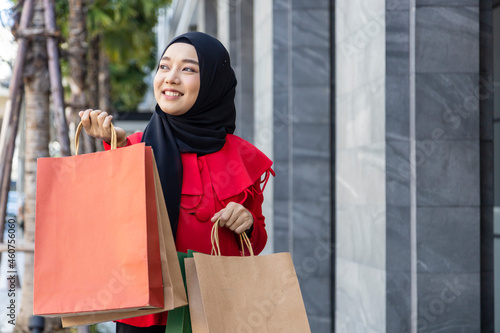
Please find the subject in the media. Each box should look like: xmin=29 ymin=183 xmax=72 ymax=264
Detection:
xmin=88 ymin=0 xmax=169 ymax=111
xmin=55 ymin=0 xmax=69 ymax=39
xmin=110 ymin=60 xmax=149 ymax=111
xmin=87 ymin=0 xmax=167 ymax=69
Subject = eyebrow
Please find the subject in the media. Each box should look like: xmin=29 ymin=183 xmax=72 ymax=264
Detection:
xmin=161 ymin=56 xmax=199 ymax=66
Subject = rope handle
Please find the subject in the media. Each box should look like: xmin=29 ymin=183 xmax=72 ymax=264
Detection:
xmin=75 ymin=121 xmax=117 ymax=155
xmin=211 ymin=219 xmax=254 ymax=257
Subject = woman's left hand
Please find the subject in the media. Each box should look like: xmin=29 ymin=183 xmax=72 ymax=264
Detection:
xmin=211 ymin=202 xmax=253 ymax=234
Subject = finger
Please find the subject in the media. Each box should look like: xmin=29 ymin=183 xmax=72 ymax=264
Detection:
xmin=229 ymin=209 xmax=252 ymax=233
xmin=234 ymin=224 xmax=248 ymax=235
xmin=81 ymin=109 xmax=92 ymax=120
xmin=80 ymin=109 xmax=93 ymax=130
xmin=78 ymin=111 xmax=84 ymax=117
xmin=102 ymin=115 xmax=113 ymax=130
xmin=228 ymin=213 xmax=246 ymax=232
xmin=89 ymin=110 xmax=101 ymax=126
xmin=211 ymin=209 xmax=223 ymax=223
xmin=220 ymin=202 xmax=241 ymax=228
xmin=234 ymin=214 xmax=253 ymax=234
xmin=97 ymin=111 xmax=108 ymax=126
xmin=219 ymin=206 xmax=237 ymax=228
xmin=97 ymin=112 xmax=109 ymax=134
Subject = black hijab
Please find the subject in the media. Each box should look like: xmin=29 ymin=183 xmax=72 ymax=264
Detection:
xmin=142 ymin=32 xmax=237 ymax=238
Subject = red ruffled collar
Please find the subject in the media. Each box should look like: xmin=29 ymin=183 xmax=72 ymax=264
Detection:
xmin=181 ymin=134 xmax=273 ymax=200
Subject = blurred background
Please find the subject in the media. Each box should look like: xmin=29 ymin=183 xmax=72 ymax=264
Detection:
xmin=0 ymin=0 xmax=498 ymax=332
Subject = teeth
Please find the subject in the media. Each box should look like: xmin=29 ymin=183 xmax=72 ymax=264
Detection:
xmin=164 ymin=91 xmax=181 ymax=97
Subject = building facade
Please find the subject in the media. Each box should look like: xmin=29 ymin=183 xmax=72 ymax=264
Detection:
xmin=155 ymin=1 xmax=497 ymax=332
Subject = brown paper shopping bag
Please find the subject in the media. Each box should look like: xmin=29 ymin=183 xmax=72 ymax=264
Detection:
xmin=35 ymin=124 xmax=164 ymax=317
xmin=61 ymin=141 xmax=187 ymax=326
xmin=185 ymin=223 xmax=311 ymax=333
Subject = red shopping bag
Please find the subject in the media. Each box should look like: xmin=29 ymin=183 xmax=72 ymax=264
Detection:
xmin=61 ymin=148 xmax=188 ymax=326
xmin=34 ymin=123 xmax=164 ymax=316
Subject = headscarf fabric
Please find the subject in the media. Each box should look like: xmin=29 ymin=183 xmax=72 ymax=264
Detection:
xmin=141 ymin=32 xmax=237 ymax=238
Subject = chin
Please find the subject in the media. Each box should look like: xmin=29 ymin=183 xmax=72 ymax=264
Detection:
xmin=162 ymin=108 xmax=187 ymax=116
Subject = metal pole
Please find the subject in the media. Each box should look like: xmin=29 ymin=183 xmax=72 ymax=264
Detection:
xmin=0 ymin=110 xmax=20 ymax=236
xmin=43 ymin=0 xmax=71 ymax=157
xmin=0 ymin=0 xmax=34 ymax=236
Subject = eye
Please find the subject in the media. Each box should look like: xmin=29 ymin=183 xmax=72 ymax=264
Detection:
xmin=183 ymin=67 xmax=197 ymax=73
xmin=159 ymin=64 xmax=170 ymax=70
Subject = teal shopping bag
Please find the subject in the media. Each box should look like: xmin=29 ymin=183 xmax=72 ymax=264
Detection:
xmin=165 ymin=251 xmax=193 ymax=333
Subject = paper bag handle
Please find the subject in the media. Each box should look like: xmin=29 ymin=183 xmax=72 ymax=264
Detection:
xmin=211 ymin=219 xmax=254 ymax=257
xmin=75 ymin=121 xmax=117 ymax=155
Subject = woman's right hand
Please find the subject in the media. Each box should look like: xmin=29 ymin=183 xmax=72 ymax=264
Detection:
xmin=78 ymin=109 xmax=128 ymax=147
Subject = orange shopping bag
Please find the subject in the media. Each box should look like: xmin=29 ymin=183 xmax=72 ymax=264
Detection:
xmin=61 ymin=142 xmax=187 ymax=326
xmin=34 ymin=123 xmax=166 ymax=317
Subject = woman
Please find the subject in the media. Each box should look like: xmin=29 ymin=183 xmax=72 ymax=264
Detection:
xmin=79 ymin=32 xmax=274 ymax=332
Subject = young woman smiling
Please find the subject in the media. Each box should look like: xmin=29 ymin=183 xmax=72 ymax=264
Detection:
xmin=79 ymin=32 xmax=274 ymax=333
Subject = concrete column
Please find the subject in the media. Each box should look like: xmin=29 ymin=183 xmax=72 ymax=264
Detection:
xmin=335 ymin=0 xmax=386 ymax=332
xmin=254 ymin=0 xmax=274 ymax=254
xmin=198 ymin=0 xmax=217 ymax=37
xmin=216 ymin=0 xmax=230 ymax=49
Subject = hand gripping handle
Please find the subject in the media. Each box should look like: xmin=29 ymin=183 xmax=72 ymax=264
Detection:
xmin=74 ymin=121 xmax=117 ymax=155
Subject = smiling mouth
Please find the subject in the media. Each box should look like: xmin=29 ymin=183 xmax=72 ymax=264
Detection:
xmin=163 ymin=91 xmax=183 ymax=97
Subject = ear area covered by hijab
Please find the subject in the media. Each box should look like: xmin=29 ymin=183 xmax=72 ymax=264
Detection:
xmin=142 ymin=32 xmax=237 ymax=238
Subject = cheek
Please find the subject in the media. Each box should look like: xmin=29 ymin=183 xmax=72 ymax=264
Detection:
xmin=185 ymin=74 xmax=200 ymax=91
xmin=153 ymin=78 xmax=162 ymax=95
xmin=153 ymin=73 xmax=163 ymax=86
xmin=187 ymin=79 xmax=200 ymax=97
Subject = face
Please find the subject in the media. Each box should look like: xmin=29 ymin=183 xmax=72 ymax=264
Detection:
xmin=154 ymin=43 xmax=200 ymax=116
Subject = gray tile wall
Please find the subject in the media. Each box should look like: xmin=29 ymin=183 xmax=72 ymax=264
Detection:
xmin=155 ymin=0 xmax=494 ymax=331
xmin=386 ymin=3 xmax=411 ymax=322
xmin=225 ymin=0 xmax=493 ymax=332
xmin=273 ymin=0 xmax=332 ymax=332
xmin=385 ymin=1 xmax=492 ymax=332
xmin=229 ymin=0 xmax=254 ymax=142
xmin=336 ymin=0 xmax=492 ymax=332
xmin=414 ymin=3 xmax=483 ymax=332
xmin=272 ymin=0 xmax=291 ymax=255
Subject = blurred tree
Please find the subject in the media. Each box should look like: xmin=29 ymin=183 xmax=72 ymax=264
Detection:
xmin=66 ymin=0 xmax=97 ymax=153
xmin=67 ymin=0 xmax=87 ymax=119
xmin=60 ymin=0 xmax=167 ymax=153
xmin=11 ymin=1 xmax=169 ymax=330
xmin=17 ymin=0 xmax=51 ymax=331
xmin=88 ymin=0 xmax=163 ymax=112
xmin=86 ymin=0 xmax=165 ymax=112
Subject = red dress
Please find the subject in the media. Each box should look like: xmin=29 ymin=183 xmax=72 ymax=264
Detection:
xmin=104 ymin=132 xmax=274 ymax=327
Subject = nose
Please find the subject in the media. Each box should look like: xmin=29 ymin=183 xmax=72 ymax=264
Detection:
xmin=164 ymin=68 xmax=181 ymax=85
